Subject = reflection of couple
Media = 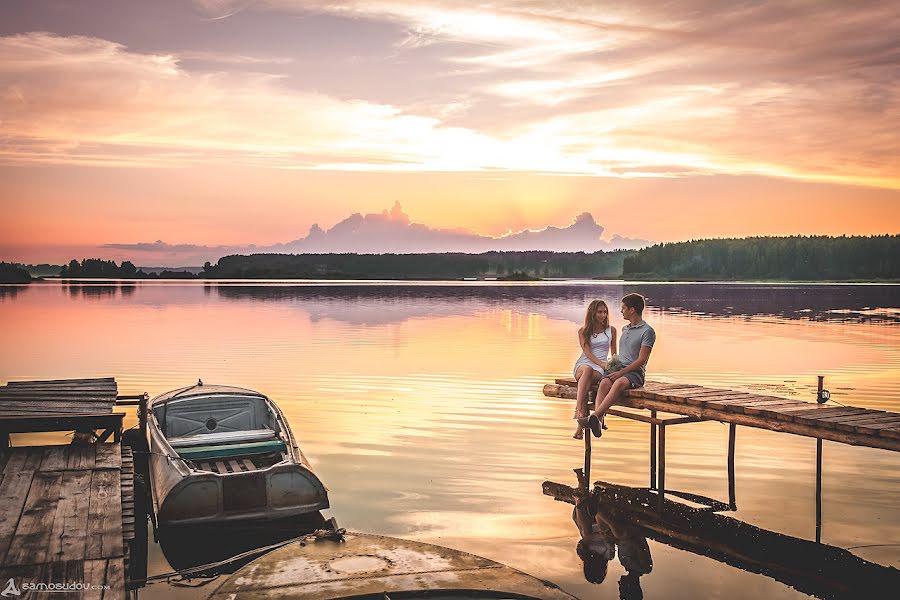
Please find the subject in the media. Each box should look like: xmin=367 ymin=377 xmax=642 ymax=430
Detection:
xmin=573 ymin=492 xmax=653 ymax=599
xmin=573 ymin=293 xmax=656 ymax=439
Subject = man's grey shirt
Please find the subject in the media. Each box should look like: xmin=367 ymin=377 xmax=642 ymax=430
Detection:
xmin=619 ymin=320 xmax=656 ymax=379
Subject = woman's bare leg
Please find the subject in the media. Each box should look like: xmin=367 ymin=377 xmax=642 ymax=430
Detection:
xmin=573 ymin=365 xmax=596 ymax=438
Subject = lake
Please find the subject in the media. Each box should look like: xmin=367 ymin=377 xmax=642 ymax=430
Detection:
xmin=1 ymin=280 xmax=898 ymax=599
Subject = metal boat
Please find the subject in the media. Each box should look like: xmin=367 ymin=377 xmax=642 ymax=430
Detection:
xmin=206 ymin=531 xmax=578 ymax=599
xmin=147 ymin=382 xmax=328 ymax=526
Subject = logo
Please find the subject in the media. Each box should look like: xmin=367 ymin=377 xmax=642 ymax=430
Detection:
xmin=1 ymin=578 xmax=20 ymax=597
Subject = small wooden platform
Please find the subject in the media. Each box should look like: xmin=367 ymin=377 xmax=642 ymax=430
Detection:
xmin=0 ymin=444 xmax=127 ymax=599
xmin=545 ymin=379 xmax=900 ymax=452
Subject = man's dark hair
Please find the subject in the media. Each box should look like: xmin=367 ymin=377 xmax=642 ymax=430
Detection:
xmin=622 ymin=293 xmax=645 ymax=315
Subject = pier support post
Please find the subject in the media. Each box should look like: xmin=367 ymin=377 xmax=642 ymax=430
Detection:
xmin=816 ymin=438 xmax=823 ymax=543
xmin=650 ymin=409 xmax=657 ymax=490
xmin=583 ymin=426 xmax=592 ymax=491
xmin=728 ymin=424 xmax=737 ymax=509
xmin=657 ymin=424 xmax=666 ymax=512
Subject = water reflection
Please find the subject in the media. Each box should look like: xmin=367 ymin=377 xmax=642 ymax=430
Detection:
xmin=215 ymin=282 xmax=900 ymax=324
xmin=0 ymin=285 xmax=29 ymax=300
xmin=546 ymin=479 xmax=900 ymax=599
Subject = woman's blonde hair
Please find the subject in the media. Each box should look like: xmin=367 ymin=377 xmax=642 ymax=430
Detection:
xmin=583 ymin=300 xmax=610 ymax=341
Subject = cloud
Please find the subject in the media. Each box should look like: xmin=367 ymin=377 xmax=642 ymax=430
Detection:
xmin=2 ymin=0 xmax=899 ymax=188
xmin=100 ymin=202 xmax=650 ymax=264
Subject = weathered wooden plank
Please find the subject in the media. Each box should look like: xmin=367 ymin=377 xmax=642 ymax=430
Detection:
xmin=242 ymin=458 xmax=256 ymax=472
xmin=879 ymin=427 xmax=900 ymax=440
xmin=816 ymin=411 xmax=888 ymax=424
xmin=5 ymin=470 xmax=64 ymax=565
xmin=850 ymin=416 xmax=900 ymax=428
xmin=740 ymin=402 xmax=812 ymax=417
xmin=103 ymin=558 xmax=125 ymax=600
xmin=83 ymin=559 xmax=108 ymax=600
xmin=0 ymin=467 xmax=36 ymax=564
xmin=40 ymin=446 xmax=70 ymax=471
xmin=229 ymin=459 xmax=242 ymax=473
xmin=66 ymin=445 xmax=96 ymax=471
xmin=788 ymin=407 xmax=869 ymax=419
xmin=94 ymin=444 xmax=121 ymax=470
xmin=645 ymin=387 xmax=717 ymax=401
xmin=215 ymin=461 xmax=228 ymax=474
xmin=6 ymin=378 xmax=115 ymax=387
xmin=687 ymin=393 xmax=756 ymax=406
xmin=86 ymin=469 xmax=122 ymax=560
xmin=47 ymin=469 xmax=92 ymax=562
xmin=620 ymin=395 xmax=900 ymax=452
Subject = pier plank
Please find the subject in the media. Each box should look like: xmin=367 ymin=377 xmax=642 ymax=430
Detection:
xmin=41 ymin=446 xmax=70 ymax=471
xmin=6 ymin=377 xmax=115 ymax=386
xmin=104 ymin=558 xmax=125 ymax=599
xmin=94 ymin=444 xmax=121 ymax=469
xmin=83 ymin=560 xmax=108 ymax=600
xmin=0 ymin=467 xmax=36 ymax=564
xmin=47 ymin=469 xmax=92 ymax=562
xmin=66 ymin=445 xmax=96 ymax=471
xmin=5 ymin=470 xmax=64 ymax=566
xmin=86 ymin=469 xmax=122 ymax=560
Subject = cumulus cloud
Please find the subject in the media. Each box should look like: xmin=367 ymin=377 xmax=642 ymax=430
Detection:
xmin=101 ymin=202 xmax=650 ymax=264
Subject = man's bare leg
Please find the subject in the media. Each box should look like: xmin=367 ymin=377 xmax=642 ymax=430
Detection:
xmin=593 ymin=377 xmax=632 ymax=420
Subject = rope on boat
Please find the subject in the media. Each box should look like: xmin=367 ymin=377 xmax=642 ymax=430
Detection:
xmin=136 ymin=528 xmax=346 ymax=586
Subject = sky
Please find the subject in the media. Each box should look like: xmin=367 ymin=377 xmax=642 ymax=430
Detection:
xmin=1 ymin=0 xmax=898 ymax=265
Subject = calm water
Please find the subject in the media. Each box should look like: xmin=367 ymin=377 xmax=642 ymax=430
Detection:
xmin=1 ymin=280 xmax=899 ymax=599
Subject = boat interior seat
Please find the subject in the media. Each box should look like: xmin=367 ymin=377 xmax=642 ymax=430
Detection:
xmin=176 ymin=439 xmax=287 ymax=461
xmin=168 ymin=428 xmax=277 ymax=448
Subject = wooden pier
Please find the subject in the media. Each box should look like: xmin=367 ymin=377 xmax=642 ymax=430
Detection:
xmin=544 ymin=377 xmax=900 ymax=521
xmin=0 ymin=378 xmax=144 ymax=599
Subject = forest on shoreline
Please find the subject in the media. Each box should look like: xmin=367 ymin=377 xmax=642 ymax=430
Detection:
xmin=4 ymin=235 xmax=898 ymax=283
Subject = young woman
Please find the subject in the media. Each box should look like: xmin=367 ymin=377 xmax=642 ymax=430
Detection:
xmin=572 ymin=300 xmax=617 ymax=439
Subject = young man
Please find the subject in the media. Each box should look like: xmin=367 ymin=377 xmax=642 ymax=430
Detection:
xmin=578 ymin=293 xmax=656 ymax=437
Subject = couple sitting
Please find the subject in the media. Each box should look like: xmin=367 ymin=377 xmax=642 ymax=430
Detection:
xmin=573 ymin=293 xmax=656 ymax=439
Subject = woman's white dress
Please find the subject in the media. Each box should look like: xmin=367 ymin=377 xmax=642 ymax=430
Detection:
xmin=573 ymin=327 xmax=611 ymax=378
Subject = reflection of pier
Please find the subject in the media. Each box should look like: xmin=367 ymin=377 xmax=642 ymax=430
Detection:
xmin=544 ymin=480 xmax=900 ymax=599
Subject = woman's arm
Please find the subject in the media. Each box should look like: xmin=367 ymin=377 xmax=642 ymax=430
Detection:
xmin=611 ymin=327 xmax=617 ymax=356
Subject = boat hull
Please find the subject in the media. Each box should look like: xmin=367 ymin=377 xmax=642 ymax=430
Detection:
xmin=147 ymin=384 xmax=329 ymax=527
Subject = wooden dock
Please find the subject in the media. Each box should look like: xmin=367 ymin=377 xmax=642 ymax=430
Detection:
xmin=545 ymin=377 xmax=900 ymax=522
xmin=544 ymin=379 xmax=900 ymax=452
xmin=0 ymin=378 xmax=142 ymax=599
xmin=0 ymin=444 xmax=128 ymax=599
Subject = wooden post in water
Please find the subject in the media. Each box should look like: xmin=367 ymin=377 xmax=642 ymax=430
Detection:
xmin=816 ymin=438 xmax=823 ymax=543
xmin=728 ymin=423 xmax=737 ymax=509
xmin=583 ymin=426 xmax=592 ymax=491
xmin=657 ymin=424 xmax=666 ymax=512
xmin=650 ymin=409 xmax=657 ymax=489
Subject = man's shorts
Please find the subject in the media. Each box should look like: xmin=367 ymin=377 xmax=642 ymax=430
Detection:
xmin=623 ymin=371 xmax=645 ymax=389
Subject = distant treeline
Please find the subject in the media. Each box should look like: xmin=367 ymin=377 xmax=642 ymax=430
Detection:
xmin=201 ymin=251 xmax=631 ymax=279
xmin=0 ymin=262 xmax=32 ymax=283
xmin=59 ymin=259 xmax=196 ymax=279
xmin=623 ymin=235 xmax=900 ymax=281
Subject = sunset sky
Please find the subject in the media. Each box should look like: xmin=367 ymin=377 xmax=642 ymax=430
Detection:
xmin=1 ymin=1 xmax=898 ymax=265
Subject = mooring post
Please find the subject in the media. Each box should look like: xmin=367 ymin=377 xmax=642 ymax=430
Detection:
xmin=650 ymin=409 xmax=657 ymax=490
xmin=816 ymin=437 xmax=823 ymax=543
xmin=657 ymin=424 xmax=666 ymax=512
xmin=728 ymin=423 xmax=737 ymax=509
